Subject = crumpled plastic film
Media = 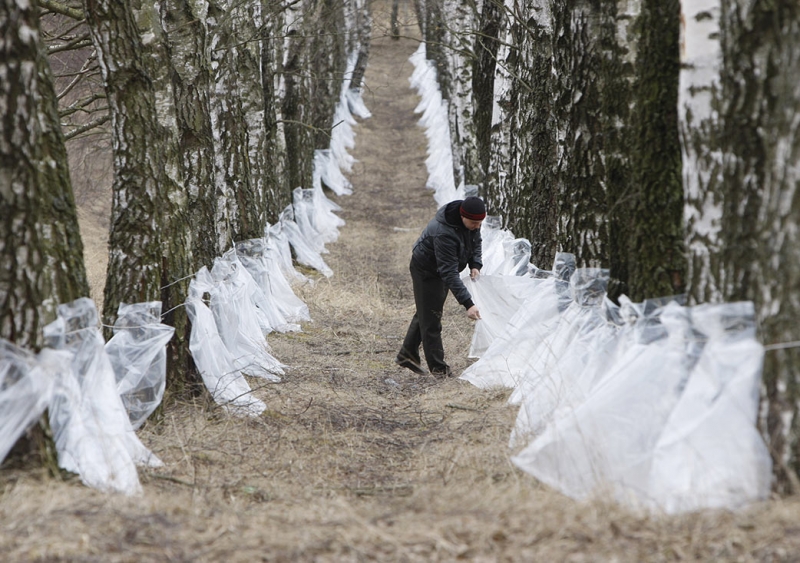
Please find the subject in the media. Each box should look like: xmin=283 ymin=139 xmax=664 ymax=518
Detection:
xmin=645 ymin=301 xmax=772 ymax=513
xmin=105 ymin=301 xmax=174 ymax=430
xmin=464 ymin=273 xmax=543 ymax=358
xmin=266 ymin=220 xmax=310 ymax=286
xmin=479 ymin=216 xmax=515 ymax=275
xmin=236 ymin=238 xmax=307 ymax=330
xmin=292 ymin=188 xmax=330 ymax=255
xmin=314 ymin=148 xmax=353 ymax=196
xmin=508 ymin=268 xmax=610 ymax=446
xmin=279 ymin=205 xmax=334 ymax=278
xmin=512 ymin=301 xmax=693 ymax=505
xmin=207 ymin=256 xmax=285 ymax=380
xmin=45 ymin=298 xmax=163 ymax=495
xmin=185 ymin=274 xmax=267 ymax=417
xmin=0 ymin=341 xmax=62 ymax=464
xmin=460 ymin=253 xmax=577 ymax=390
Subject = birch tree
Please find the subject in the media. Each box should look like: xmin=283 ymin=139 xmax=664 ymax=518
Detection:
xmin=83 ymin=0 xmax=193 ymax=385
xmin=1 ymin=0 xmax=89 ymax=350
xmin=681 ymin=0 xmax=800 ymax=490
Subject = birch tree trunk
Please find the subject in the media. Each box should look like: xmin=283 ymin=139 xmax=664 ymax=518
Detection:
xmin=443 ymin=0 xmax=480 ymax=188
xmin=1 ymin=0 xmax=89 ymax=350
xmin=262 ymin=0 xmax=290 ymax=221
xmin=162 ymin=0 xmax=218 ymax=271
xmin=682 ymin=0 xmax=800 ymax=490
xmin=483 ymin=0 xmax=514 ymax=224
xmin=283 ymin=0 xmax=314 ymax=192
xmin=472 ymin=0 xmax=501 ymax=192
xmin=84 ymin=0 xmax=194 ymax=392
xmin=506 ymin=0 xmax=559 ymax=269
xmin=622 ymin=0 xmax=684 ymax=301
xmin=309 ymin=0 xmax=347 ymax=152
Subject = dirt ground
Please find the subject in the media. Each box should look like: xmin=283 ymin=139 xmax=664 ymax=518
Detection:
xmin=3 ymin=2 xmax=800 ymax=561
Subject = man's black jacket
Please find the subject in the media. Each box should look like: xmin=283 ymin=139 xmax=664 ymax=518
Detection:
xmin=411 ymin=200 xmax=483 ymax=309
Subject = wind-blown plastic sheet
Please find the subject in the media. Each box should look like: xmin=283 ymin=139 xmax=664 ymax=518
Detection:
xmin=185 ymin=277 xmax=267 ymax=417
xmin=44 ymin=298 xmax=162 ymax=495
xmin=105 ymin=302 xmax=174 ymax=430
xmin=0 ymin=341 xmax=62 ymax=464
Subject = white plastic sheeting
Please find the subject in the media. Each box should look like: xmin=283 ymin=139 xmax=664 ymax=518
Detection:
xmin=186 ymin=277 xmax=268 ymax=417
xmin=44 ymin=298 xmax=163 ymax=496
xmin=207 ymin=253 xmax=285 ymax=379
xmin=465 ymin=273 xmax=542 ymax=358
xmin=460 ymin=253 xmax=576 ymax=389
xmin=236 ymin=238 xmax=309 ymax=329
xmin=0 ymin=341 xmax=62 ymax=462
xmin=105 ymin=302 xmax=175 ymax=430
xmin=511 ymin=300 xmax=772 ymax=513
xmin=409 ymin=43 xmax=464 ymax=206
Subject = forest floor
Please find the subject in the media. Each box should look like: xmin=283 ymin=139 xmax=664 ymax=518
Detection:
xmin=3 ymin=2 xmax=800 ymax=561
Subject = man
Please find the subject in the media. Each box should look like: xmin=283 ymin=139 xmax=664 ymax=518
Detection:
xmin=396 ymin=196 xmax=485 ymax=377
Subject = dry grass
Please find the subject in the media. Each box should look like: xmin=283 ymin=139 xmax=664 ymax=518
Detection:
xmin=4 ymin=2 xmax=800 ymax=561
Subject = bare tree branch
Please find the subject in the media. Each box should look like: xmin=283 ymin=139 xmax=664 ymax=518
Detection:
xmin=39 ymin=0 xmax=84 ymax=20
xmin=63 ymin=113 xmax=110 ymax=141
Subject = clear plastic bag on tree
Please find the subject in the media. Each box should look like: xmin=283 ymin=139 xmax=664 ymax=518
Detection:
xmin=0 ymin=341 xmax=62 ymax=464
xmin=292 ymin=188 xmax=329 ymax=254
xmin=500 ymin=238 xmax=532 ymax=276
xmin=508 ymin=269 xmax=610 ymax=446
xmin=313 ymin=148 xmax=352 ymax=196
xmin=44 ymin=298 xmax=162 ymax=495
xmin=460 ymin=253 xmax=576 ymax=389
xmin=645 ymin=301 xmax=772 ymax=513
xmin=105 ymin=302 xmax=174 ymax=430
xmin=207 ymin=257 xmax=285 ymax=380
xmin=279 ymin=205 xmax=334 ymax=278
xmin=236 ymin=239 xmax=307 ymax=331
xmin=266 ymin=220 xmax=310 ymax=286
xmin=464 ymin=273 xmax=543 ymax=358
xmin=185 ymin=274 xmax=267 ymax=417
xmin=479 ymin=216 xmax=516 ymax=275
xmin=512 ymin=301 xmax=692 ymax=505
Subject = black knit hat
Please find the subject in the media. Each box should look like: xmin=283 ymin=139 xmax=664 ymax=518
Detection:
xmin=460 ymin=196 xmax=486 ymax=221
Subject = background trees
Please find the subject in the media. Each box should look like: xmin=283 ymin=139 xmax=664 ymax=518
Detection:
xmin=2 ymin=0 xmax=371 ymax=387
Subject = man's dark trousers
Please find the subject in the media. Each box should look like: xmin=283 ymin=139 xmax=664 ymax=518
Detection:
xmin=399 ymin=258 xmax=450 ymax=373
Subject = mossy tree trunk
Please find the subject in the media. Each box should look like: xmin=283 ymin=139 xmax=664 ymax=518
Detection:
xmin=162 ymin=0 xmax=220 ymax=273
xmin=1 ymin=0 xmax=89 ymax=349
xmin=1 ymin=0 xmax=90 ymax=467
xmin=681 ymin=0 xmax=800 ymax=491
xmin=84 ymin=0 xmax=193 ymax=389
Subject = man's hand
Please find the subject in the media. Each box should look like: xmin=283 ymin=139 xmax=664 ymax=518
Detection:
xmin=466 ymin=305 xmax=481 ymax=321
xmin=470 ymin=268 xmax=480 ymax=280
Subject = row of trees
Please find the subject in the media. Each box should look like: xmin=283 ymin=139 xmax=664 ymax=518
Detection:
xmin=411 ymin=0 xmax=800 ymax=488
xmin=1 ymin=0 xmax=371 ymax=384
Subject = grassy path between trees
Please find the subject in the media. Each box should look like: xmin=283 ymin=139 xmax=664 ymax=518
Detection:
xmin=2 ymin=2 xmax=800 ymax=561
